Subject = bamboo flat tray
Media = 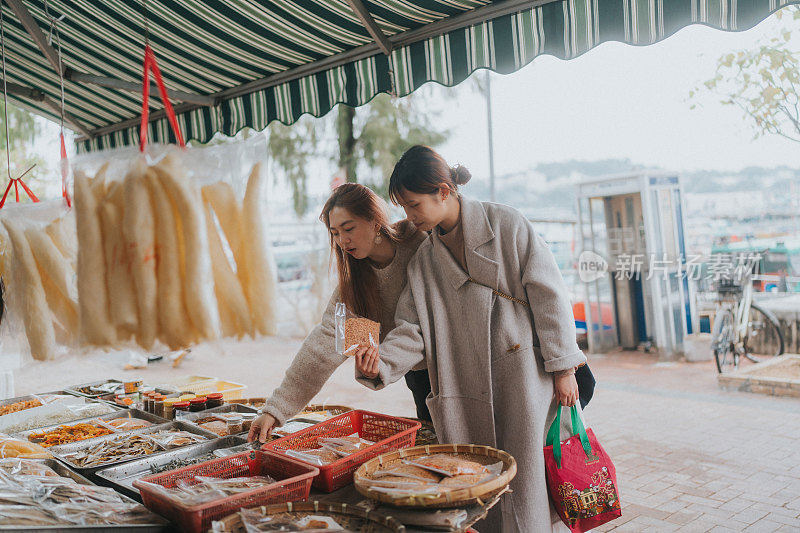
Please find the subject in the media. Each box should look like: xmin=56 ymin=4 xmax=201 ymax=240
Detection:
xmin=212 ymin=501 xmax=405 ymax=532
xmin=354 ymin=444 xmax=516 ymax=509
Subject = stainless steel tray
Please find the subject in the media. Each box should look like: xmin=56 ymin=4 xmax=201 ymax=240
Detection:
xmin=14 ymin=409 xmax=168 ymax=443
xmin=0 ymin=459 xmax=169 ymax=532
xmin=66 ymin=379 xmax=124 ymax=399
xmin=95 ymin=435 xmax=248 ymax=500
xmin=177 ymin=403 xmax=259 ymax=435
xmin=0 ymin=391 xmax=84 ymax=408
xmin=49 ymin=421 xmax=220 ymax=476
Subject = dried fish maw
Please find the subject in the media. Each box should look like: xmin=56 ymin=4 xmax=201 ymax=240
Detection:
xmin=75 ymin=170 xmax=115 ymax=345
xmin=3 ymin=219 xmax=56 ymax=360
xmin=201 ymin=181 xmax=244 ymax=265
xmin=205 ymin=203 xmax=252 ymax=338
xmin=44 ymin=213 xmax=77 ymax=264
xmin=155 ymin=155 xmax=220 ymax=340
xmin=122 ymin=160 xmax=158 ymax=350
xmin=242 ymin=163 xmax=277 ymax=335
xmin=25 ymin=226 xmax=76 ymax=304
xmin=146 ymin=170 xmax=195 ymax=349
xmin=98 ymin=198 xmax=138 ymax=337
xmin=34 ymin=254 xmax=78 ymax=340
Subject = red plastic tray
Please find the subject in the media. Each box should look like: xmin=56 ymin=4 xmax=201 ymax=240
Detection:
xmin=134 ymin=450 xmax=318 ymax=533
xmin=264 ymin=409 xmax=420 ymax=492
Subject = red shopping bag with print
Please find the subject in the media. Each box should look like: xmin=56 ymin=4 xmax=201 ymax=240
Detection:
xmin=544 ymin=405 xmax=621 ymax=532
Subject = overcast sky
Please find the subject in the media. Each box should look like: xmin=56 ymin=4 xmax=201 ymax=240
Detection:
xmin=30 ymin=7 xmax=800 ymax=200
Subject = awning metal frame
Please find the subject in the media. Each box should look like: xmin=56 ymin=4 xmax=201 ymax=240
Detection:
xmin=76 ymin=0 xmax=554 ymax=142
xmin=2 ymin=0 xmax=214 ymax=136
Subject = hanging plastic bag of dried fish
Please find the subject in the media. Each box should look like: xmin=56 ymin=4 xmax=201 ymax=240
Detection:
xmin=0 ymin=200 xmax=77 ymax=361
xmin=69 ymin=134 xmax=278 ymax=352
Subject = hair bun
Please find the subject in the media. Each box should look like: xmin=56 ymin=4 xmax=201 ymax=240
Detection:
xmin=450 ymin=164 xmax=472 ymax=186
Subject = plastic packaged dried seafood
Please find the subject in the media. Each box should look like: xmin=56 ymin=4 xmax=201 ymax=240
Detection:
xmin=239 ymin=507 xmax=349 ymax=532
xmin=0 ymin=458 xmax=58 ymax=477
xmin=318 ymin=434 xmax=374 ymax=456
xmin=285 ymin=447 xmax=341 ymax=466
xmin=372 ymin=463 xmax=442 ymax=483
xmin=0 ymin=433 xmax=50 ymax=459
xmin=139 ymin=475 xmax=278 ymax=507
xmin=104 ymin=417 xmax=152 ymax=431
xmin=335 ymin=303 xmax=379 ymax=356
xmin=403 ymin=454 xmax=489 ymax=477
xmin=148 ymin=429 xmax=208 ymax=449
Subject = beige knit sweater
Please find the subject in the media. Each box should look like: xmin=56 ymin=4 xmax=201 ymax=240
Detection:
xmin=262 ymin=221 xmax=426 ymax=424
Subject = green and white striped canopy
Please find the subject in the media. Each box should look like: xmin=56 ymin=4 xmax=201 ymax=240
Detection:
xmin=0 ymin=0 xmax=793 ymax=153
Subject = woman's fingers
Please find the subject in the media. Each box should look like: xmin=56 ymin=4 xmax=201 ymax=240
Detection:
xmin=247 ymin=421 xmax=259 ymax=442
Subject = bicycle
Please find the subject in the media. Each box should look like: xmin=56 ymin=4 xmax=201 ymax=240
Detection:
xmin=711 ymin=272 xmax=785 ymax=373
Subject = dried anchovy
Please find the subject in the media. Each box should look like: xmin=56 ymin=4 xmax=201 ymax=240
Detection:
xmin=149 ymin=452 xmax=218 ymax=474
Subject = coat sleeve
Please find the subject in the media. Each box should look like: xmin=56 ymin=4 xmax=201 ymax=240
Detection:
xmin=356 ymin=280 xmax=425 ymax=390
xmin=261 ymin=288 xmax=347 ymax=425
xmin=519 ymin=221 xmax=587 ymax=373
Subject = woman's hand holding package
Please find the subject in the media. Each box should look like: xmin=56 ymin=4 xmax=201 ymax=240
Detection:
xmin=355 ymin=345 xmax=380 ymax=379
xmin=554 ymin=370 xmax=579 ymax=407
xmin=247 ymin=413 xmax=277 ymax=444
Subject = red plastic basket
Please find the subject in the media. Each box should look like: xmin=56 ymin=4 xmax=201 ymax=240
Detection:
xmin=264 ymin=409 xmax=420 ymax=492
xmin=133 ymin=450 xmax=318 ymax=533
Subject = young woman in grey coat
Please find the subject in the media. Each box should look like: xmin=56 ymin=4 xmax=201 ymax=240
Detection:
xmin=353 ymin=146 xmax=588 ymax=532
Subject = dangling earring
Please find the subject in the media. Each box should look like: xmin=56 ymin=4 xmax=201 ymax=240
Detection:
xmin=374 ymin=232 xmax=383 ymax=245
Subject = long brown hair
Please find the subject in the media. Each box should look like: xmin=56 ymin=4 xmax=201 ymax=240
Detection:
xmin=320 ymin=183 xmax=402 ymax=321
xmin=388 ymin=145 xmax=471 ymax=204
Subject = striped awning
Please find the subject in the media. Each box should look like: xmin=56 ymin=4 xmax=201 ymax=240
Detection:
xmin=0 ymin=1 xmax=793 ymax=153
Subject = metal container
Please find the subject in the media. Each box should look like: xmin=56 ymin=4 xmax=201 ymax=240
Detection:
xmin=0 ymin=394 xmax=122 ymax=434
xmin=1 ymin=459 xmax=169 ymax=532
xmin=178 ymin=403 xmax=258 ymax=437
xmin=66 ymin=379 xmax=124 ymax=399
xmin=14 ymin=409 xmax=168 ymax=444
xmin=0 ymin=391 xmax=85 ymax=409
xmin=95 ymin=436 xmax=248 ymax=500
xmin=49 ymin=421 xmax=220 ymax=476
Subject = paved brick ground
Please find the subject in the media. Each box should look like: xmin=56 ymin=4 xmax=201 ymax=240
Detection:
xmin=587 ymin=350 xmax=800 ymax=532
xmin=14 ymin=340 xmax=800 ymax=531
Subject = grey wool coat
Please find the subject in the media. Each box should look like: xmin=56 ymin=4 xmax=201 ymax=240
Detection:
xmin=358 ymin=196 xmax=588 ymax=533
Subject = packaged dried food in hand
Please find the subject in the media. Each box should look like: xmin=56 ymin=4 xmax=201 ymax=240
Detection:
xmin=334 ymin=303 xmax=379 ymax=356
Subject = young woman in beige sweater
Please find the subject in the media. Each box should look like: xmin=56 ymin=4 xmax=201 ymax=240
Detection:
xmin=248 ymin=183 xmax=430 ymax=443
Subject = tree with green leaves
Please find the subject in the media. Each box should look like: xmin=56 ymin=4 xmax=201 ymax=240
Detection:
xmin=691 ymin=7 xmax=800 ymax=143
xmin=267 ymin=91 xmax=449 ymax=217
xmin=0 ymin=101 xmax=44 ymax=200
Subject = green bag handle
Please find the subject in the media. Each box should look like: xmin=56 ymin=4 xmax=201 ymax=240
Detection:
xmin=546 ymin=404 xmax=594 ymax=468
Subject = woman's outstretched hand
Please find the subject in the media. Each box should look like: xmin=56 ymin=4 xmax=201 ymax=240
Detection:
xmin=248 ymin=413 xmax=277 ymax=444
xmin=355 ymin=344 xmax=380 ymax=379
xmin=554 ymin=371 xmax=579 ymax=407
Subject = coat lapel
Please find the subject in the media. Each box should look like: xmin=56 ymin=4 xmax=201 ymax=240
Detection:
xmin=461 ymin=196 xmax=500 ymax=290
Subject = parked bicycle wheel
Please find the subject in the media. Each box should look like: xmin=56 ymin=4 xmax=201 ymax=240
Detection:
xmin=743 ymin=302 xmax=784 ymax=361
xmin=712 ymin=307 xmax=737 ymax=373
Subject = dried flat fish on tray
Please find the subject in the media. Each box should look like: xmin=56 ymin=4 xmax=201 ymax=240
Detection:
xmin=60 ymin=434 xmax=163 ymax=468
xmin=95 ymin=436 xmax=247 ymax=499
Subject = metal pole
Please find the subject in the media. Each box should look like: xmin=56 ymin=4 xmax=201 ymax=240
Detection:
xmin=486 ymin=70 xmax=496 ymax=202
